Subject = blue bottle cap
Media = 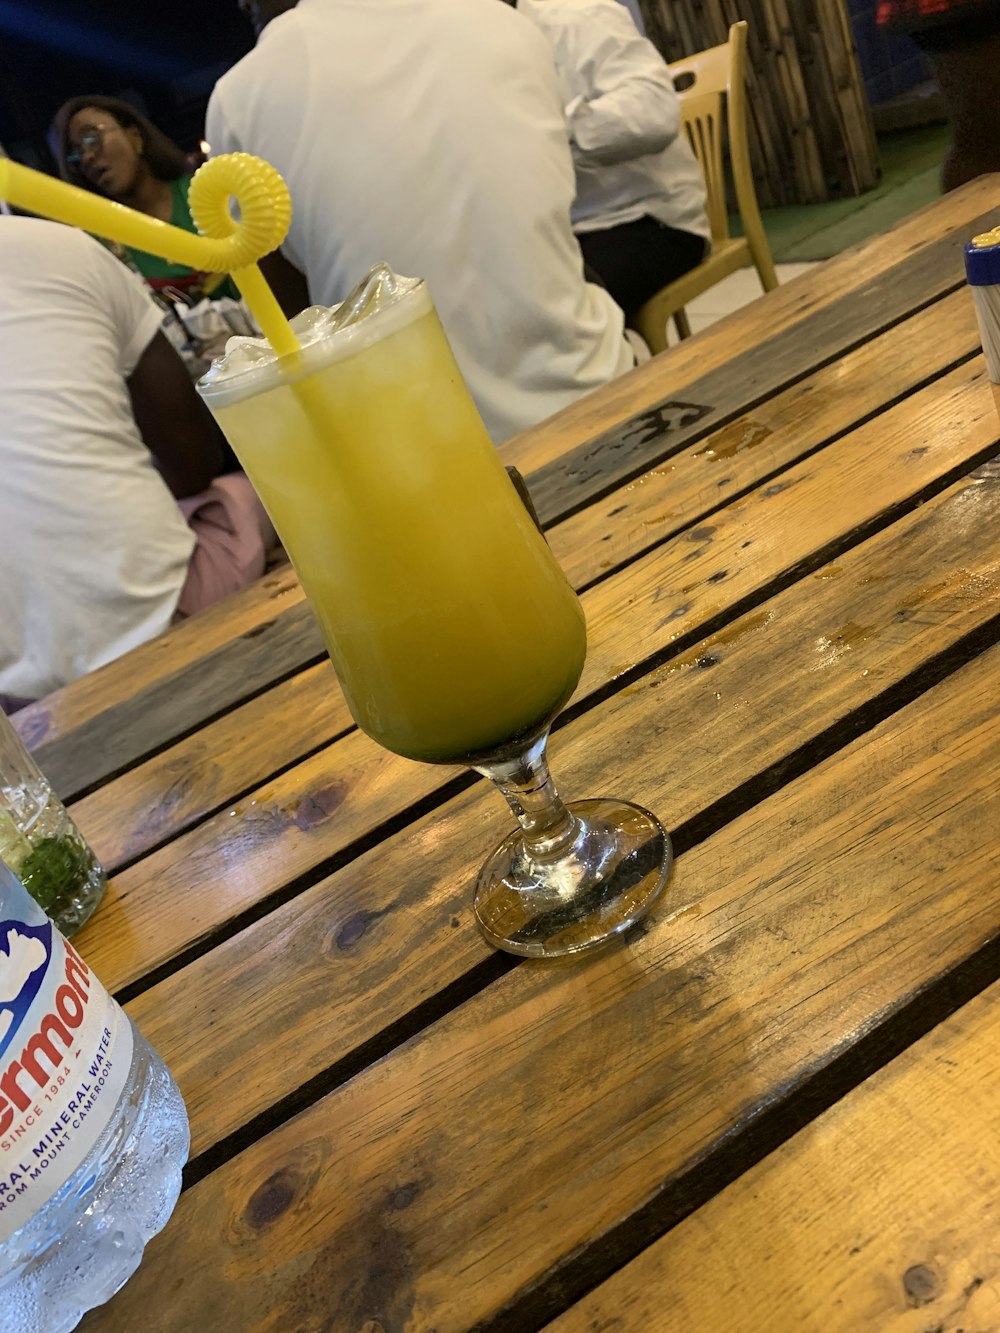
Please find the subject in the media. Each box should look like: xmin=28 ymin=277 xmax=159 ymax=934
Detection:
xmin=965 ymin=229 xmax=1000 ymax=286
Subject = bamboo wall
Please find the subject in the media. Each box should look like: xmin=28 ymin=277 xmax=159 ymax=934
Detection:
xmin=638 ymin=0 xmax=880 ymax=207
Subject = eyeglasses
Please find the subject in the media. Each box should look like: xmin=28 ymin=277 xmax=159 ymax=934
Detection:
xmin=65 ymin=125 xmax=118 ymax=170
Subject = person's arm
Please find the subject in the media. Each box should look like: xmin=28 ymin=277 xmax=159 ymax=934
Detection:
xmin=89 ymin=237 xmax=224 ymax=499
xmin=127 ymin=332 xmax=224 ymax=499
xmin=565 ymin=3 xmax=682 ymax=166
xmin=259 ymin=247 xmax=310 ymax=318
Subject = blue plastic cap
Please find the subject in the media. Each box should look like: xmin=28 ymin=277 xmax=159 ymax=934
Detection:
xmin=965 ymin=237 xmax=1000 ymax=286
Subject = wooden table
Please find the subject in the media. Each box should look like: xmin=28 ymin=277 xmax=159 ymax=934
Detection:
xmin=18 ymin=178 xmax=1000 ymax=1332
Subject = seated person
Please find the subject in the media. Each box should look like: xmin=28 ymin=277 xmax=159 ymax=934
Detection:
xmin=206 ymin=0 xmax=635 ymax=447
xmin=877 ymin=0 xmax=1000 ymax=192
xmin=0 ymin=216 xmax=276 ymax=711
xmin=50 ymin=95 xmax=240 ymax=305
xmin=518 ymin=0 xmax=711 ymax=328
xmin=50 ymin=97 xmax=266 ymax=381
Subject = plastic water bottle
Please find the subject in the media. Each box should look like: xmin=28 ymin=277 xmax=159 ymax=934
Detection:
xmin=0 ymin=863 xmax=189 ymax=1332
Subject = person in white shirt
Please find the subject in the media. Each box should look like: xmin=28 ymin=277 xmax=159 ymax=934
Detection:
xmin=517 ymin=0 xmax=711 ymax=326
xmin=0 ymin=217 xmax=276 ymax=708
xmin=208 ymin=0 xmax=635 ymax=446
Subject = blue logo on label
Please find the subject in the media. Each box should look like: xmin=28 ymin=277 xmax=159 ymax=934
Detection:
xmin=0 ymin=919 xmax=54 ymax=1063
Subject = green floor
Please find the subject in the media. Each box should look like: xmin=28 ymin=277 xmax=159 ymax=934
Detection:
xmin=742 ymin=124 xmax=950 ymax=264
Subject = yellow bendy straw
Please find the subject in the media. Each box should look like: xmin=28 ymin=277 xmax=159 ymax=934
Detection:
xmin=0 ymin=152 xmax=301 ymax=359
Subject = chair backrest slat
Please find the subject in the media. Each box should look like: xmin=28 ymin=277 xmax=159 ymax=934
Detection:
xmin=669 ymin=22 xmax=752 ymax=247
xmin=677 ymin=89 xmax=727 ymax=242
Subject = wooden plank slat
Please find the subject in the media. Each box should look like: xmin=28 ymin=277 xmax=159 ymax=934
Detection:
xmin=500 ymin=175 xmax=1000 ymax=478
xmin=642 ymin=0 xmax=877 ymax=206
xmin=525 ymin=217 xmax=983 ymax=520
xmin=69 ymin=662 xmax=349 ymax=872
xmin=69 ymin=291 xmax=983 ymax=871
xmin=23 ymin=179 xmax=1000 ymax=794
xmin=812 ymin=0 xmax=880 ymax=195
xmin=26 ymin=599 xmax=325 ymax=803
xmin=74 ymin=366 xmax=1000 ymax=994
xmin=550 ymin=287 xmax=981 ymax=589
xmin=11 ymin=562 xmax=303 ymax=750
xmin=82 ymin=635 xmax=1000 ymax=1331
xmin=122 ymin=461 xmax=1000 ymax=1161
xmin=549 ymin=981 xmax=1000 ymax=1333
xmin=793 ymin=0 xmax=879 ymax=198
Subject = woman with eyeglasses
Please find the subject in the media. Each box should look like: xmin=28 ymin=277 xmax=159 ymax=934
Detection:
xmin=50 ymin=95 xmax=241 ymax=303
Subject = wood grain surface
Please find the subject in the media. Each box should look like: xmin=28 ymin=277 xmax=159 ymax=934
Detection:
xmin=82 ymin=639 xmax=1000 ymax=1332
xmin=24 ymin=180 xmax=999 ymax=798
xmin=66 ymin=290 xmax=982 ymax=871
xmin=72 ymin=365 xmax=998 ymax=994
xmin=548 ymin=981 xmax=1000 ymax=1333
xmin=121 ymin=462 xmax=1000 ymax=1162
xmin=524 ymin=218 xmax=983 ymax=521
xmin=500 ymin=176 xmax=999 ymax=478
xmin=549 ymin=289 xmax=981 ymax=589
xmin=11 ymin=562 xmax=304 ymax=753
xmin=68 ymin=661 xmax=348 ymax=872
xmin=55 ymin=183 xmax=1000 ymax=1333
xmin=30 ymin=598 xmax=326 ymax=803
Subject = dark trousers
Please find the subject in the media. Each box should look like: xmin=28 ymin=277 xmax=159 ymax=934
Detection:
xmin=578 ymin=214 xmax=708 ymax=326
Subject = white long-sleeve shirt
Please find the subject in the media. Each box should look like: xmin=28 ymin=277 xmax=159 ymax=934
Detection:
xmin=206 ymin=0 xmax=634 ymax=446
xmin=518 ymin=0 xmax=710 ymax=241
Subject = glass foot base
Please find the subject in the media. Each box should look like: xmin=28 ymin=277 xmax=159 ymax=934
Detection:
xmin=473 ymin=798 xmax=672 ymax=958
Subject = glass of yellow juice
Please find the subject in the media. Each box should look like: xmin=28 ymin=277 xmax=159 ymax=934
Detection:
xmin=198 ymin=266 xmax=672 ymax=956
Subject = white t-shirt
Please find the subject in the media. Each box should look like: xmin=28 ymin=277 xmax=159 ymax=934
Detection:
xmin=206 ymin=0 xmax=634 ymax=446
xmin=518 ymin=0 xmax=710 ymax=241
xmin=0 ymin=218 xmax=196 ymax=701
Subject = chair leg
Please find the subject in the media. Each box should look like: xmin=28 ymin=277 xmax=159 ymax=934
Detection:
xmin=745 ymin=220 xmax=778 ymax=294
xmin=632 ymin=303 xmax=669 ymax=355
xmin=752 ymin=250 xmax=778 ymax=293
xmin=674 ymin=308 xmax=692 ymax=340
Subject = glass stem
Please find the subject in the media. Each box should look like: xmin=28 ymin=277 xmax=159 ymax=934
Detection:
xmin=476 ymin=734 xmax=579 ymax=861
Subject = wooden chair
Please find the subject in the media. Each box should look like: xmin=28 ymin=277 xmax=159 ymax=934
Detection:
xmin=633 ymin=20 xmax=778 ymax=354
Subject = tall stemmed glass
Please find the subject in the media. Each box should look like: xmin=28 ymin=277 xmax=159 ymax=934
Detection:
xmin=197 ymin=266 xmax=672 ymax=957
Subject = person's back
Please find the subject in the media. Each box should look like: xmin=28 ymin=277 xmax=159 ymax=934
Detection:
xmin=207 ymin=0 xmax=634 ymax=445
xmin=0 ymin=217 xmax=196 ymax=701
xmin=0 ymin=216 xmax=276 ymax=706
xmin=518 ymin=0 xmax=710 ymax=324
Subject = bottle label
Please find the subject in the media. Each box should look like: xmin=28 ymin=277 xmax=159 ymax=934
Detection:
xmin=0 ymin=894 xmax=132 ymax=1241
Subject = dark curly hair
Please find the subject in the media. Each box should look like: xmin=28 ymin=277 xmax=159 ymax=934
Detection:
xmin=50 ymin=95 xmax=191 ymax=192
